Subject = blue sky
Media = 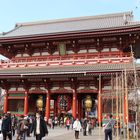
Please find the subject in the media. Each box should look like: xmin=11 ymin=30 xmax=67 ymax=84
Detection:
xmin=0 ymin=0 xmax=140 ymax=32
xmin=0 ymin=0 xmax=140 ymax=60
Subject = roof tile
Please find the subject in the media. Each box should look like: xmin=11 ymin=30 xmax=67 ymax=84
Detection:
xmin=1 ymin=11 xmax=139 ymax=38
xmin=0 ymin=63 xmax=137 ymax=75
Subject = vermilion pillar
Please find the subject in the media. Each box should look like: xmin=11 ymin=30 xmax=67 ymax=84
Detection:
xmin=45 ymin=91 xmax=50 ymax=120
xmin=3 ymin=90 xmax=8 ymax=114
xmin=98 ymin=94 xmax=102 ymax=124
xmin=98 ymin=75 xmax=102 ymax=125
xmin=24 ymin=91 xmax=28 ymax=116
xmin=72 ymin=89 xmax=77 ymax=119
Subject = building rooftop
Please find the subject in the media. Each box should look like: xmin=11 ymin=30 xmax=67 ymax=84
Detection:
xmin=0 ymin=63 xmax=139 ymax=76
xmin=1 ymin=11 xmax=140 ymax=38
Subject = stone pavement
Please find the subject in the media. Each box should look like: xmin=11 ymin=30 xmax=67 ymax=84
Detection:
xmin=11 ymin=127 xmax=104 ymax=140
xmin=0 ymin=127 xmax=136 ymax=140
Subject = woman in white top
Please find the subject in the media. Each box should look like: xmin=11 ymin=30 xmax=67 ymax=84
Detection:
xmin=73 ymin=118 xmax=82 ymax=139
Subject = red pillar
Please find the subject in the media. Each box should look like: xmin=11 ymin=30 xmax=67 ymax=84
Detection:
xmin=45 ymin=91 xmax=50 ymax=120
xmin=24 ymin=91 xmax=28 ymax=116
xmin=98 ymin=75 xmax=102 ymax=125
xmin=98 ymin=94 xmax=102 ymax=124
xmin=72 ymin=89 xmax=77 ymax=119
xmin=3 ymin=90 xmax=8 ymax=114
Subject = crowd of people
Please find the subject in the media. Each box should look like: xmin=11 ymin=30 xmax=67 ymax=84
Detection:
xmin=0 ymin=112 xmax=128 ymax=140
xmin=0 ymin=112 xmax=99 ymax=140
xmin=0 ymin=112 xmax=48 ymax=140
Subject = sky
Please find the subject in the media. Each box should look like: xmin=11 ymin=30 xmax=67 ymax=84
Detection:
xmin=0 ymin=0 xmax=140 ymax=59
xmin=0 ymin=0 xmax=140 ymax=32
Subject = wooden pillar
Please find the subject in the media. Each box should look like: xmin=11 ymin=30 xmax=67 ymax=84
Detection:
xmin=45 ymin=90 xmax=50 ymax=120
xmin=98 ymin=74 xmax=102 ymax=126
xmin=124 ymin=69 xmax=129 ymax=139
xmin=123 ymin=70 xmax=128 ymax=124
xmin=124 ymin=96 xmax=127 ymax=123
xmin=72 ymin=89 xmax=77 ymax=119
xmin=3 ymin=90 xmax=8 ymax=114
xmin=78 ymin=98 xmax=82 ymax=119
xmin=24 ymin=91 xmax=28 ymax=116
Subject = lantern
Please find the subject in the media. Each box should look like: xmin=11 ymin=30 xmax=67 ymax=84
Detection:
xmin=36 ymin=96 xmax=43 ymax=111
xmin=84 ymin=95 xmax=92 ymax=112
xmin=57 ymin=95 xmax=71 ymax=111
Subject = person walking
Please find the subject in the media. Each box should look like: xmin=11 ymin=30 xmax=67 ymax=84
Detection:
xmin=1 ymin=113 xmax=12 ymax=140
xmin=31 ymin=112 xmax=48 ymax=140
xmin=52 ymin=117 xmax=55 ymax=129
xmin=20 ymin=116 xmax=29 ymax=140
xmin=11 ymin=115 xmax=17 ymax=136
xmin=66 ymin=118 xmax=71 ymax=130
xmin=104 ymin=114 xmax=115 ymax=140
xmin=73 ymin=118 xmax=82 ymax=139
xmin=83 ymin=118 xmax=87 ymax=136
xmin=16 ymin=115 xmax=28 ymax=140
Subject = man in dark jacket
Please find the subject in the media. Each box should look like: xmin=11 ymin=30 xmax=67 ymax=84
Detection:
xmin=1 ymin=113 xmax=12 ymax=140
xmin=31 ymin=112 xmax=48 ymax=140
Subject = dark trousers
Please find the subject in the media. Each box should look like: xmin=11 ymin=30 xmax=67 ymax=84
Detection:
xmin=83 ymin=129 xmax=87 ymax=136
xmin=2 ymin=131 xmax=12 ymax=140
xmin=12 ymin=128 xmax=15 ymax=136
xmin=66 ymin=125 xmax=70 ymax=130
xmin=105 ymin=129 xmax=112 ymax=140
xmin=27 ymin=124 xmax=31 ymax=136
xmin=36 ymin=134 xmax=42 ymax=140
xmin=75 ymin=131 xmax=79 ymax=139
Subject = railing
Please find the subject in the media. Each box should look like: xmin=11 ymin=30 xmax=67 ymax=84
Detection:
xmin=12 ymin=52 xmax=129 ymax=62
xmin=0 ymin=53 xmax=132 ymax=69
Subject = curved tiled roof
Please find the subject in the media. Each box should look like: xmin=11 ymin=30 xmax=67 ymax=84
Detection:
xmin=1 ymin=11 xmax=140 ymax=38
xmin=0 ymin=63 xmax=138 ymax=76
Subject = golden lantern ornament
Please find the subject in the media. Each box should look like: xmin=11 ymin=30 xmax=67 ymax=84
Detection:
xmin=36 ymin=96 xmax=43 ymax=111
xmin=84 ymin=95 xmax=92 ymax=112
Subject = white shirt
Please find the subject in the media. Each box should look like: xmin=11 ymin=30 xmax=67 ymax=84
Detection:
xmin=36 ymin=118 xmax=40 ymax=134
xmin=0 ymin=119 xmax=2 ymax=131
xmin=73 ymin=120 xmax=82 ymax=131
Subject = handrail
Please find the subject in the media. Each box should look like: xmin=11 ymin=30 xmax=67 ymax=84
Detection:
xmin=0 ymin=56 xmax=132 ymax=69
xmin=0 ymin=52 xmax=132 ymax=69
xmin=6 ymin=52 xmax=129 ymax=63
xmin=0 ymin=57 xmax=131 ymax=64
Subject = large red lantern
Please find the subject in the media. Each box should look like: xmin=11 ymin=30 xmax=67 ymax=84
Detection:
xmin=57 ymin=95 xmax=71 ymax=111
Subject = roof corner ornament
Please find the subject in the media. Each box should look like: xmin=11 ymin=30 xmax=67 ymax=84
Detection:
xmin=123 ymin=14 xmax=128 ymax=25
xmin=2 ymin=32 xmax=5 ymax=35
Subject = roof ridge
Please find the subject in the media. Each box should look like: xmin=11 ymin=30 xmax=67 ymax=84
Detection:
xmin=16 ymin=11 xmax=133 ymax=27
xmin=2 ymin=25 xmax=22 ymax=36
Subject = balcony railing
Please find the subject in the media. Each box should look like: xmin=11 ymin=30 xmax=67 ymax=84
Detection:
xmin=0 ymin=53 xmax=132 ymax=69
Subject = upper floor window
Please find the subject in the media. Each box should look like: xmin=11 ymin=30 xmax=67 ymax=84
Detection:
xmin=101 ymin=48 xmax=109 ymax=52
xmin=111 ymin=48 xmax=118 ymax=51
